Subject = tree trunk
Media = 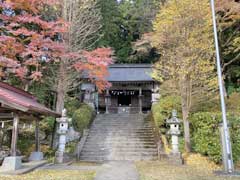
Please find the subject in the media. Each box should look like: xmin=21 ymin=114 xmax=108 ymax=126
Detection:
xmin=56 ymin=79 xmax=65 ymax=114
xmin=51 ymin=62 xmax=67 ymax=148
xmin=180 ymin=77 xmax=191 ymax=153
xmin=182 ymin=104 xmax=191 ymax=153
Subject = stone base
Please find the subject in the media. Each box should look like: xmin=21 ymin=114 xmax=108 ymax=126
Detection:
xmin=0 ymin=156 xmax=22 ymax=172
xmin=29 ymin=152 xmax=44 ymax=161
xmin=54 ymin=151 xmax=70 ymax=164
xmin=168 ymin=152 xmax=183 ymax=165
xmin=214 ymin=170 xmax=240 ymax=176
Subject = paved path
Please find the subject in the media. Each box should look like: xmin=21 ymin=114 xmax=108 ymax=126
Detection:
xmin=95 ymin=161 xmax=140 ymax=180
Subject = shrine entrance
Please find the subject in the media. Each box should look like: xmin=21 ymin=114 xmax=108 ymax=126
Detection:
xmin=81 ymin=64 xmax=160 ymax=114
xmin=118 ymin=94 xmax=131 ymax=106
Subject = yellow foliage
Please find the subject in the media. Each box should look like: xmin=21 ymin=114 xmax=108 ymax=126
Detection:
xmin=152 ymin=0 xmax=218 ymax=110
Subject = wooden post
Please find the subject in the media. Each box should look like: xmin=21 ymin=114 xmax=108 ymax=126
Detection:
xmin=139 ymin=88 xmax=143 ymax=114
xmin=105 ymin=89 xmax=110 ymax=114
xmin=11 ymin=114 xmax=19 ymax=156
xmin=35 ymin=119 xmax=40 ymax=152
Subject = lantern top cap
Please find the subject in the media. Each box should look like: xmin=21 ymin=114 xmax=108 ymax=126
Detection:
xmin=62 ymin=108 xmax=67 ymax=117
xmin=172 ymin=109 xmax=177 ymax=117
xmin=166 ymin=109 xmax=181 ymax=124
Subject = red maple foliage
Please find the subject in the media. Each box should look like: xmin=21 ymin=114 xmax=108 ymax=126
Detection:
xmin=0 ymin=0 xmax=67 ymax=81
xmin=0 ymin=0 xmax=113 ymax=92
xmin=74 ymin=48 xmax=113 ymax=92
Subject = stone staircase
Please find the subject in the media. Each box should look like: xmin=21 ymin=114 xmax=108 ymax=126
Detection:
xmin=79 ymin=113 xmax=158 ymax=162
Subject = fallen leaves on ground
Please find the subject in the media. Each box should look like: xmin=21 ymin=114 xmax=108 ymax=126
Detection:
xmin=136 ymin=159 xmax=240 ymax=180
xmin=0 ymin=170 xmax=95 ymax=180
xmin=183 ymin=153 xmax=221 ymax=171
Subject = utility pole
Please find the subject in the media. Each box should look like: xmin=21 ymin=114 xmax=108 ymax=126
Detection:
xmin=210 ymin=0 xmax=234 ymax=173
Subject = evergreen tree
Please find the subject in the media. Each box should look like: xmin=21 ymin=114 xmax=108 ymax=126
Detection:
xmin=98 ymin=0 xmax=162 ymax=63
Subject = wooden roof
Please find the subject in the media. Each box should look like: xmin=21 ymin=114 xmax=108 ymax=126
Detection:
xmin=0 ymin=82 xmax=60 ymax=118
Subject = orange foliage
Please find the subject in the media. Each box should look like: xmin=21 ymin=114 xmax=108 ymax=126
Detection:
xmin=73 ymin=48 xmax=113 ymax=92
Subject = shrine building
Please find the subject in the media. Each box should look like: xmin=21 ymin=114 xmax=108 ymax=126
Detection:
xmin=81 ymin=64 xmax=160 ymax=114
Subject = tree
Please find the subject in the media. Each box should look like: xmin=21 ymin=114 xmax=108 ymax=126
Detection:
xmin=97 ymin=0 xmax=131 ymax=62
xmin=0 ymin=0 xmax=67 ymax=90
xmin=152 ymin=0 xmax=217 ymax=152
xmin=98 ymin=0 xmax=163 ymax=63
xmin=118 ymin=0 xmax=162 ymax=63
xmin=45 ymin=0 xmax=113 ymax=148
xmin=53 ymin=0 xmax=113 ymax=114
xmin=215 ymin=0 xmax=240 ymax=94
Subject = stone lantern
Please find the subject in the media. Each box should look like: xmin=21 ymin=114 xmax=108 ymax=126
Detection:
xmin=55 ymin=109 xmax=69 ymax=164
xmin=166 ymin=110 xmax=183 ymax=164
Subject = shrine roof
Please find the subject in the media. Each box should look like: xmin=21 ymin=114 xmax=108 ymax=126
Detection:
xmin=0 ymin=82 xmax=60 ymax=117
xmin=107 ymin=64 xmax=154 ymax=82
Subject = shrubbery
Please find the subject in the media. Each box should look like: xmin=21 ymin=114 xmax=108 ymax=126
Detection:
xmin=191 ymin=112 xmax=240 ymax=163
xmin=65 ymin=97 xmax=81 ymax=117
xmin=40 ymin=116 xmax=55 ymax=139
xmin=72 ymin=103 xmax=95 ymax=134
xmin=152 ymin=95 xmax=181 ymax=128
xmin=151 ymin=93 xmax=240 ymax=165
xmin=17 ymin=129 xmax=35 ymax=157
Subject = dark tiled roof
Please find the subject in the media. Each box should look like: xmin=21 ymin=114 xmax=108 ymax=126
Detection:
xmin=0 ymin=82 xmax=60 ymax=117
xmin=107 ymin=64 xmax=154 ymax=82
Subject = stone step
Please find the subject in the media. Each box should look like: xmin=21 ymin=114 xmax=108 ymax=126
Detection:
xmin=94 ymin=119 xmax=147 ymax=121
xmin=91 ymin=125 xmax=152 ymax=128
xmin=81 ymin=148 xmax=158 ymax=153
xmin=88 ymin=129 xmax=154 ymax=133
xmin=86 ymin=134 xmax=155 ymax=138
xmin=84 ymin=138 xmax=155 ymax=143
xmin=85 ymin=137 xmax=155 ymax=141
xmin=79 ymin=155 xmax=157 ymax=162
xmin=87 ymin=134 xmax=155 ymax=138
xmin=87 ymin=133 xmax=154 ymax=136
xmin=84 ymin=140 xmax=156 ymax=144
xmin=80 ymin=152 xmax=158 ymax=157
xmin=83 ymin=142 xmax=157 ymax=147
xmin=79 ymin=113 xmax=158 ymax=162
xmin=90 ymin=124 xmax=152 ymax=127
xmin=96 ymin=114 xmax=147 ymax=117
xmin=88 ymin=130 xmax=154 ymax=133
xmin=81 ymin=144 xmax=157 ymax=149
xmin=93 ymin=119 xmax=149 ymax=121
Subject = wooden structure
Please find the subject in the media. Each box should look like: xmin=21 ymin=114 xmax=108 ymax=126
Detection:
xmin=0 ymin=81 xmax=60 ymax=170
xmin=82 ymin=64 xmax=160 ymax=114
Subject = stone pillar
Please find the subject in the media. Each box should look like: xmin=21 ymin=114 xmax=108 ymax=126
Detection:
xmin=1 ymin=114 xmax=22 ymax=172
xmin=166 ymin=110 xmax=183 ymax=165
xmin=139 ymin=88 xmax=143 ymax=114
xmin=29 ymin=119 xmax=43 ymax=161
xmin=55 ymin=109 xmax=69 ymax=164
xmin=105 ymin=89 xmax=110 ymax=114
